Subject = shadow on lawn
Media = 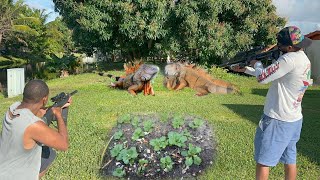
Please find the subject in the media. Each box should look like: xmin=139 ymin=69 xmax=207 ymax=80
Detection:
xmin=223 ymin=89 xmax=320 ymax=166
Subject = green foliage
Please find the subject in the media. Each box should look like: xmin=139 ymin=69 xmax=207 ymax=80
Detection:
xmin=181 ymin=143 xmax=202 ymax=167
xmin=143 ymin=120 xmax=154 ymax=133
xmin=46 ymin=53 xmax=81 ymax=74
xmin=160 ymin=156 xmax=173 ymax=172
xmin=110 ymin=144 xmax=124 ymax=158
xmin=167 ymin=132 xmax=187 ymax=148
xmin=132 ymin=128 xmax=144 ymax=141
xmin=188 ymin=118 xmax=204 ymax=129
xmin=116 ymin=147 xmax=139 ymax=165
xmin=53 ymin=0 xmax=285 ymax=64
xmin=131 ymin=116 xmax=140 ymax=128
xmin=172 ymin=115 xmax=185 ymax=129
xmin=0 ymin=56 xmax=27 ymax=69
xmin=112 ymin=167 xmax=126 ymax=177
xmin=118 ymin=114 xmax=131 ymax=124
xmin=137 ymin=159 xmax=149 ymax=174
xmin=183 ymin=129 xmax=193 ymax=140
xmin=1 ymin=1 xmax=76 ymax=78
xmin=149 ymin=136 xmax=168 ymax=151
xmin=113 ymin=130 xmax=123 ymax=140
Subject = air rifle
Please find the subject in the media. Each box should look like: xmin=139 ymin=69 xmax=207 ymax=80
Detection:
xmin=219 ymin=46 xmax=281 ymax=69
xmin=42 ymin=90 xmax=78 ymax=125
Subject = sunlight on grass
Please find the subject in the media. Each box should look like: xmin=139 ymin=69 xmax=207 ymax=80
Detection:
xmin=0 ymin=71 xmax=319 ymax=179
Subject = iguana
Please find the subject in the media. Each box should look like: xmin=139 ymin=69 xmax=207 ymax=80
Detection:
xmin=100 ymin=62 xmax=159 ymax=96
xmin=164 ymin=62 xmax=240 ymax=96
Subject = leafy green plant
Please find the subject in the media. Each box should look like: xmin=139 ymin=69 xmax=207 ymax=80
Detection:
xmin=113 ymin=130 xmax=123 ymax=140
xmin=132 ymin=128 xmax=144 ymax=141
xmin=118 ymin=114 xmax=131 ymax=124
xmin=189 ymin=118 xmax=204 ymax=129
xmin=137 ymin=158 xmax=148 ymax=174
xmin=160 ymin=156 xmax=173 ymax=172
xmin=143 ymin=120 xmax=154 ymax=133
xmin=172 ymin=115 xmax=185 ymax=129
xmin=116 ymin=147 xmax=139 ymax=165
xmin=181 ymin=143 xmax=202 ymax=167
xmin=183 ymin=129 xmax=193 ymax=140
xmin=112 ymin=167 xmax=126 ymax=177
xmin=131 ymin=116 xmax=140 ymax=128
xmin=168 ymin=132 xmax=187 ymax=148
xmin=110 ymin=144 xmax=124 ymax=158
xmin=149 ymin=136 xmax=168 ymax=151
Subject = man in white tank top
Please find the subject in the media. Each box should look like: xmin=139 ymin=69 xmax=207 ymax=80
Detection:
xmin=232 ymin=26 xmax=312 ymax=180
xmin=0 ymin=80 xmax=72 ymax=179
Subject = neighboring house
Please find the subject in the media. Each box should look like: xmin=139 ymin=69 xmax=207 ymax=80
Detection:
xmin=305 ymin=31 xmax=320 ymax=85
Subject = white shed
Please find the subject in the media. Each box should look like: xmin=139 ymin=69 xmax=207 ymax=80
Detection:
xmin=305 ymin=31 xmax=320 ymax=85
xmin=7 ymin=68 xmax=25 ymax=98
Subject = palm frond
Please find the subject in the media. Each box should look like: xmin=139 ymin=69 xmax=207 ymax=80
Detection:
xmin=12 ymin=25 xmax=39 ymax=36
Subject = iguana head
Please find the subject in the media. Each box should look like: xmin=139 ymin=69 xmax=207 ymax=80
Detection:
xmin=163 ymin=75 xmax=179 ymax=90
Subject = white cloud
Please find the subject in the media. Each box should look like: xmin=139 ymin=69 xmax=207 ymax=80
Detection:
xmin=272 ymin=0 xmax=320 ymax=34
xmin=22 ymin=0 xmax=60 ymax=23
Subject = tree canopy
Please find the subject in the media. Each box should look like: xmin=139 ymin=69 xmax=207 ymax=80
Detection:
xmin=54 ymin=0 xmax=285 ymax=64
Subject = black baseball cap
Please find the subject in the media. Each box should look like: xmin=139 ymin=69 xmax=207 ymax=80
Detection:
xmin=277 ymin=26 xmax=312 ymax=48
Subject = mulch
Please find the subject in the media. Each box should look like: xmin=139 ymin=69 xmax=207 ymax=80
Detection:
xmin=100 ymin=113 xmax=217 ymax=179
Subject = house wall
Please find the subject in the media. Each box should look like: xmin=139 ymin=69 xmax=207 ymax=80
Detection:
xmin=305 ymin=40 xmax=320 ymax=85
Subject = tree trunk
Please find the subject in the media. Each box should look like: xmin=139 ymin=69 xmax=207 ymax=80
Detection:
xmin=0 ymin=33 xmax=3 ymax=46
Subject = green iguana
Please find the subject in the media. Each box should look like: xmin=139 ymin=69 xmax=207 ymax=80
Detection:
xmin=164 ymin=62 xmax=240 ymax=96
xmin=100 ymin=62 xmax=160 ymax=96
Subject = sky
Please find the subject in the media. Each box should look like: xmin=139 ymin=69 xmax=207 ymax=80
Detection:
xmin=21 ymin=0 xmax=320 ymax=35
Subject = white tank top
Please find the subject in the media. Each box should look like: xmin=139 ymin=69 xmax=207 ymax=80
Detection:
xmin=0 ymin=102 xmax=43 ymax=180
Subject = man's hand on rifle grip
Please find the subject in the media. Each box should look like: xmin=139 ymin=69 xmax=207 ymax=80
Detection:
xmin=231 ymin=64 xmax=246 ymax=72
xmin=61 ymin=97 xmax=72 ymax=109
xmin=250 ymin=60 xmax=259 ymax=67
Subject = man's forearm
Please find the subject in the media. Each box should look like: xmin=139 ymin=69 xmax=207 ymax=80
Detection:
xmin=55 ymin=114 xmax=68 ymax=143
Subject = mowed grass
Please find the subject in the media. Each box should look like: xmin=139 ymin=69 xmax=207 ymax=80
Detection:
xmin=0 ymin=70 xmax=319 ymax=179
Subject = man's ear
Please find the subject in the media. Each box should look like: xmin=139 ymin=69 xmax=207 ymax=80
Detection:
xmin=42 ymin=96 xmax=49 ymax=106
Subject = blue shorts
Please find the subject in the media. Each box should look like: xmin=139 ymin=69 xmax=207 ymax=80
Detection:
xmin=254 ymin=114 xmax=302 ymax=167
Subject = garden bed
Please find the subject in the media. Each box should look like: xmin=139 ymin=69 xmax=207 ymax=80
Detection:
xmin=100 ymin=113 xmax=217 ymax=179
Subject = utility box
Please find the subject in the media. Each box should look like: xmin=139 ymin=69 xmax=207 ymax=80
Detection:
xmin=7 ymin=68 xmax=25 ymax=98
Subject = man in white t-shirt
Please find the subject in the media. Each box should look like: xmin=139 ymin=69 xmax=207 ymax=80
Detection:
xmin=232 ymin=26 xmax=312 ymax=180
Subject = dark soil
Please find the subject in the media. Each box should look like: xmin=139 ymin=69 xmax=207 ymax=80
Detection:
xmin=100 ymin=113 xmax=217 ymax=179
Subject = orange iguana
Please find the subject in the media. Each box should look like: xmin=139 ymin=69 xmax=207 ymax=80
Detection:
xmin=100 ymin=62 xmax=159 ymax=96
xmin=164 ymin=62 xmax=240 ymax=96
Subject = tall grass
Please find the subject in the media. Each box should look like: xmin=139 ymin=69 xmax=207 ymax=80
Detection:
xmin=0 ymin=69 xmax=319 ymax=179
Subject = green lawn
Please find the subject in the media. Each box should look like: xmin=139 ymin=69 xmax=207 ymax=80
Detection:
xmin=0 ymin=70 xmax=319 ymax=179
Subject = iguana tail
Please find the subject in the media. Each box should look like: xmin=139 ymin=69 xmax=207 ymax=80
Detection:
xmin=209 ymin=79 xmax=241 ymax=94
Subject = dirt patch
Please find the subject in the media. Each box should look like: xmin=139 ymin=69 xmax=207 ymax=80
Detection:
xmin=100 ymin=113 xmax=217 ymax=179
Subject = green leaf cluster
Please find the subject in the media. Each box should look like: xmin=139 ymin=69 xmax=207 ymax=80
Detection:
xmin=116 ymin=147 xmax=139 ymax=165
xmin=181 ymin=143 xmax=202 ymax=167
xmin=149 ymin=136 xmax=168 ymax=151
xmin=137 ymin=159 xmax=148 ymax=174
xmin=112 ymin=167 xmax=126 ymax=177
xmin=53 ymin=0 xmax=286 ymax=64
xmin=118 ymin=114 xmax=131 ymax=124
xmin=172 ymin=116 xmax=185 ymax=129
xmin=168 ymin=132 xmax=187 ymax=148
xmin=113 ymin=130 xmax=123 ymax=140
xmin=143 ymin=120 xmax=154 ymax=133
xmin=160 ymin=156 xmax=173 ymax=172
xmin=132 ymin=128 xmax=144 ymax=141
xmin=189 ymin=118 xmax=204 ymax=129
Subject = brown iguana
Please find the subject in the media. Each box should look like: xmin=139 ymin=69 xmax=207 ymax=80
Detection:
xmin=100 ymin=62 xmax=160 ymax=96
xmin=164 ymin=62 xmax=240 ymax=96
